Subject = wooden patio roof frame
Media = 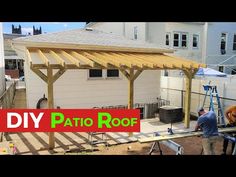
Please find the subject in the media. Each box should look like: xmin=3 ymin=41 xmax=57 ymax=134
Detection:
xmin=25 ymin=47 xmax=205 ymax=150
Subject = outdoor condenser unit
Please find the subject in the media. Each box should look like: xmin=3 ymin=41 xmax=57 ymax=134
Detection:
xmin=159 ymin=106 xmax=183 ymax=124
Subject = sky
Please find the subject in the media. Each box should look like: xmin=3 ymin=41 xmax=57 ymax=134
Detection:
xmin=3 ymin=22 xmax=86 ymax=35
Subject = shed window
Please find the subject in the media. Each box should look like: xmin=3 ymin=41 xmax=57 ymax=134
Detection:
xmin=107 ymin=69 xmax=119 ymax=77
xmin=89 ymin=69 xmax=102 ymax=78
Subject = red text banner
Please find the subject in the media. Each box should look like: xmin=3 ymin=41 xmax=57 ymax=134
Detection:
xmin=0 ymin=109 xmax=140 ymax=132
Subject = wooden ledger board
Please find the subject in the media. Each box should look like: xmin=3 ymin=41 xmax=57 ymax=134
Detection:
xmin=138 ymin=127 xmax=236 ymax=143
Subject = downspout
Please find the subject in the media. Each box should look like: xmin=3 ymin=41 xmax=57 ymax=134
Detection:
xmin=202 ymin=22 xmax=208 ymax=64
xmin=145 ymin=22 xmax=149 ymax=42
xmin=123 ymin=22 xmax=126 ymax=37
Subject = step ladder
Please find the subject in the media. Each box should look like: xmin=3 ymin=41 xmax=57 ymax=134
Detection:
xmin=88 ymin=132 xmax=108 ymax=149
xmin=202 ymin=84 xmax=226 ymax=126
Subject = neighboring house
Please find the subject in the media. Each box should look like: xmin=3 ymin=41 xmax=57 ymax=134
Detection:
xmin=3 ymin=25 xmax=42 ymax=79
xmin=12 ymin=28 xmax=168 ymax=109
xmin=4 ymin=33 xmax=26 ymax=78
xmin=0 ymin=23 xmax=5 ymax=95
xmin=87 ymin=22 xmax=236 ymax=75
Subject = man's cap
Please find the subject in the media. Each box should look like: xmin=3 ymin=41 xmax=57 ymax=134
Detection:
xmin=197 ymin=107 xmax=204 ymax=113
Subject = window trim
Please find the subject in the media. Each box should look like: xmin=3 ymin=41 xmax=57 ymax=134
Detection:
xmin=233 ymin=34 xmax=236 ymax=51
xmin=219 ymin=66 xmax=224 ymax=73
xmin=165 ymin=32 xmax=171 ymax=46
xmin=192 ymin=34 xmax=199 ymax=49
xmin=87 ymin=69 xmax=121 ymax=80
xmin=220 ymin=32 xmax=227 ymax=55
xmin=173 ymin=31 xmax=188 ymax=49
xmin=106 ymin=69 xmax=120 ymax=79
xmin=173 ymin=32 xmax=180 ymax=48
xmin=181 ymin=32 xmax=188 ymax=48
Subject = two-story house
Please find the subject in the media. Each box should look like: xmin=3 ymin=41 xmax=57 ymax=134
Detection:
xmin=87 ymin=22 xmax=236 ymax=75
xmin=0 ymin=23 xmax=5 ymax=95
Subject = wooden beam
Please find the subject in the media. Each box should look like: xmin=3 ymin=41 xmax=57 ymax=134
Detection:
xmin=61 ymin=50 xmax=80 ymax=67
xmin=38 ymin=49 xmax=50 ymax=66
xmin=128 ymin=68 xmax=134 ymax=137
xmin=52 ymin=68 xmax=67 ymax=83
xmin=70 ymin=51 xmax=95 ymax=67
xmin=132 ymin=69 xmax=143 ymax=81
xmin=16 ymin=43 xmax=174 ymax=54
xmin=47 ymin=66 xmax=55 ymax=149
xmin=138 ymin=127 xmax=236 ymax=143
xmin=111 ymin=52 xmax=144 ymax=68
xmin=90 ymin=52 xmax=124 ymax=68
xmin=126 ymin=53 xmax=156 ymax=68
xmin=119 ymin=68 xmax=130 ymax=80
xmin=183 ymin=70 xmax=193 ymax=128
xmin=79 ymin=51 xmax=109 ymax=67
xmin=26 ymin=49 xmax=32 ymax=66
xmin=138 ymin=54 xmax=175 ymax=69
xmin=49 ymin=50 xmax=66 ymax=67
xmin=30 ymin=66 xmax=48 ymax=83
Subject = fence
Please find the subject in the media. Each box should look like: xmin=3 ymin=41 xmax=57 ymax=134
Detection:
xmin=93 ymin=97 xmax=170 ymax=119
xmin=0 ymin=81 xmax=16 ymax=109
xmin=0 ymin=81 xmax=17 ymax=142
xmin=160 ymin=76 xmax=236 ymax=116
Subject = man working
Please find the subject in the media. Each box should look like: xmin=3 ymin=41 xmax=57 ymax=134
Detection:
xmin=222 ymin=105 xmax=236 ymax=155
xmin=195 ymin=107 xmax=219 ymax=155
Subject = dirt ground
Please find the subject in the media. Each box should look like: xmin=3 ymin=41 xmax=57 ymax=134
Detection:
xmin=74 ymin=136 xmax=234 ymax=155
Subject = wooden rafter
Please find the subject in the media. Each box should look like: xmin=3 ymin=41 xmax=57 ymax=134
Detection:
xmin=126 ymin=53 xmax=156 ymax=68
xmin=138 ymin=54 xmax=174 ymax=69
xmin=49 ymin=50 xmax=66 ymax=67
xmin=105 ymin=52 xmax=138 ymax=68
xmin=79 ymin=51 xmax=109 ymax=67
xmin=61 ymin=50 xmax=80 ymax=67
xmin=100 ymin=51 xmax=133 ymax=68
xmin=37 ymin=49 xmax=50 ymax=66
xmin=110 ymin=52 xmax=144 ymax=68
xmin=70 ymin=51 xmax=95 ymax=67
xmin=90 ymin=52 xmax=124 ymax=68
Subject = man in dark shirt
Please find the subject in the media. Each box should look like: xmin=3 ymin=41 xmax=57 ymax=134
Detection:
xmin=195 ymin=107 xmax=219 ymax=155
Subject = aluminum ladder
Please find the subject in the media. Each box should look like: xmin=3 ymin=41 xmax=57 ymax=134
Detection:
xmin=202 ymin=84 xmax=226 ymax=126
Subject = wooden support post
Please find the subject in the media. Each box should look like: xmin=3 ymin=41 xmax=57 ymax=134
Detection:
xmin=128 ymin=68 xmax=134 ymax=137
xmin=47 ymin=66 xmax=55 ymax=149
xmin=183 ymin=70 xmax=193 ymax=128
xmin=120 ymin=68 xmax=143 ymax=137
xmin=128 ymin=68 xmax=134 ymax=109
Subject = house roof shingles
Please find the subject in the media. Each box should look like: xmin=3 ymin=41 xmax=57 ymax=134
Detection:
xmin=13 ymin=28 xmax=172 ymax=52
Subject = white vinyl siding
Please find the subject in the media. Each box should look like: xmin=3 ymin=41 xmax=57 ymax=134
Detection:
xmin=24 ymin=64 xmax=161 ymax=108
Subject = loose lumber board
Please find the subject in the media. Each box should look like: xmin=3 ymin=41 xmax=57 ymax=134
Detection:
xmin=138 ymin=127 xmax=236 ymax=143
